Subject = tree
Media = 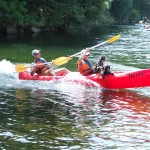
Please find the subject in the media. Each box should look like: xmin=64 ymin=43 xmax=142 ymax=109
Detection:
xmin=133 ymin=0 xmax=150 ymax=19
xmin=110 ymin=0 xmax=133 ymax=23
xmin=0 ymin=0 xmax=113 ymax=34
xmin=0 ymin=0 xmax=27 ymax=33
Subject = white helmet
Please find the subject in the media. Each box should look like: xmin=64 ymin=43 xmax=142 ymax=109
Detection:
xmin=32 ymin=49 xmax=40 ymax=56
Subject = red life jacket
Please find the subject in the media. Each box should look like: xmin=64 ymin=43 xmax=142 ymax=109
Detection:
xmin=77 ymin=60 xmax=93 ymax=76
xmin=34 ymin=62 xmax=48 ymax=75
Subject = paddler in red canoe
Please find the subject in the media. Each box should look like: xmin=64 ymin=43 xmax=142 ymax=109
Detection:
xmin=30 ymin=49 xmax=56 ymax=76
xmin=76 ymin=48 xmax=113 ymax=78
xmin=30 ymin=49 xmax=70 ymax=76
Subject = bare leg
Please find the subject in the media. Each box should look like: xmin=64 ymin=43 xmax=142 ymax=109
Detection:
xmin=42 ymin=69 xmax=56 ymax=76
xmin=47 ymin=69 xmax=56 ymax=76
xmin=55 ymin=68 xmax=70 ymax=76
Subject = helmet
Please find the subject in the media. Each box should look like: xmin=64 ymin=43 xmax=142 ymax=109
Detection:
xmin=32 ymin=49 xmax=41 ymax=56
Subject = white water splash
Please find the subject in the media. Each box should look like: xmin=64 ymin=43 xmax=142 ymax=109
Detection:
xmin=0 ymin=59 xmax=100 ymax=91
xmin=0 ymin=59 xmax=18 ymax=78
xmin=0 ymin=59 xmax=19 ymax=88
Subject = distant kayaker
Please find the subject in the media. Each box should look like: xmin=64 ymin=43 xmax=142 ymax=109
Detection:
xmin=76 ymin=48 xmax=113 ymax=78
xmin=30 ymin=49 xmax=56 ymax=76
xmin=143 ymin=17 xmax=149 ymax=24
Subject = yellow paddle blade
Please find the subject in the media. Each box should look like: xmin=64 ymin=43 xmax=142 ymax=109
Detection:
xmin=15 ymin=64 xmax=29 ymax=72
xmin=108 ymin=34 xmax=121 ymax=43
xmin=54 ymin=56 xmax=73 ymax=66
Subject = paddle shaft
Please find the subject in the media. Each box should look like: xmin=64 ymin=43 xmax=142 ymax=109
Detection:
xmin=28 ymin=61 xmax=53 ymax=68
xmin=15 ymin=61 xmax=53 ymax=73
xmin=69 ymin=41 xmax=108 ymax=58
xmin=35 ymin=61 xmax=52 ymax=66
xmin=53 ymin=34 xmax=120 ymax=66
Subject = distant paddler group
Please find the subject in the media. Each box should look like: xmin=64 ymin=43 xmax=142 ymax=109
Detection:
xmin=137 ymin=17 xmax=150 ymax=29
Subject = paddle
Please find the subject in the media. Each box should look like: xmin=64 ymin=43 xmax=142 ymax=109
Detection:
xmin=54 ymin=34 xmax=121 ymax=66
xmin=15 ymin=62 xmax=53 ymax=73
xmin=15 ymin=34 xmax=120 ymax=72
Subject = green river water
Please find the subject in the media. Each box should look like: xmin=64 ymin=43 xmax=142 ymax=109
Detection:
xmin=0 ymin=25 xmax=150 ymax=149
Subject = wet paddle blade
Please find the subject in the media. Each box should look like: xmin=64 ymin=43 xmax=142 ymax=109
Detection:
xmin=54 ymin=57 xmax=73 ymax=66
xmin=91 ymin=34 xmax=121 ymax=49
xmin=15 ymin=64 xmax=29 ymax=72
xmin=108 ymin=34 xmax=121 ymax=43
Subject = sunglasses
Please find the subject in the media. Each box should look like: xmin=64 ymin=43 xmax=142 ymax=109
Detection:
xmin=34 ymin=53 xmax=40 ymax=56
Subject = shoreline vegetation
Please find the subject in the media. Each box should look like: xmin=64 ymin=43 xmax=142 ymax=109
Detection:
xmin=0 ymin=0 xmax=149 ymax=35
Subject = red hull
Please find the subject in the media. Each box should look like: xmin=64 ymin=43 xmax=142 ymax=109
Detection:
xmin=19 ymin=69 xmax=150 ymax=89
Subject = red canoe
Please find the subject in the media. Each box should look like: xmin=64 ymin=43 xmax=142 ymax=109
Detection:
xmin=18 ymin=68 xmax=150 ymax=89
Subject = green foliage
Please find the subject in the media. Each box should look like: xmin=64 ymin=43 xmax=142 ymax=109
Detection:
xmin=42 ymin=0 xmax=112 ymax=31
xmin=0 ymin=0 xmax=149 ymax=33
xmin=110 ymin=0 xmax=133 ymax=23
xmin=0 ymin=0 xmax=113 ymax=32
xmin=0 ymin=0 xmax=27 ymax=25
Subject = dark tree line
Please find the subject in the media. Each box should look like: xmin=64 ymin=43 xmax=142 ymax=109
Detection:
xmin=110 ymin=0 xmax=150 ymax=23
xmin=0 ymin=0 xmax=149 ymax=34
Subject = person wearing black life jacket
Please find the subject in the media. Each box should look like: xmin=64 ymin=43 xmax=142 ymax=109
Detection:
xmin=30 ymin=49 xmax=56 ymax=76
xmin=94 ymin=55 xmax=113 ymax=79
xmin=76 ymin=48 xmax=94 ymax=76
xmin=94 ymin=55 xmax=106 ymax=73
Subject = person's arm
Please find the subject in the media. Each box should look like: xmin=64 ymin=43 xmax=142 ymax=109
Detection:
xmin=49 ymin=60 xmax=54 ymax=69
xmin=30 ymin=64 xmax=37 ymax=76
xmin=30 ymin=68 xmax=35 ymax=76
xmin=78 ymin=48 xmax=91 ymax=62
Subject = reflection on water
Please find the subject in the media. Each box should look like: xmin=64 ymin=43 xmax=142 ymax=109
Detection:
xmin=0 ymin=86 xmax=150 ymax=149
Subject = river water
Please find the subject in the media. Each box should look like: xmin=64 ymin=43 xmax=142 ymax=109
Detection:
xmin=0 ymin=26 xmax=150 ymax=149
